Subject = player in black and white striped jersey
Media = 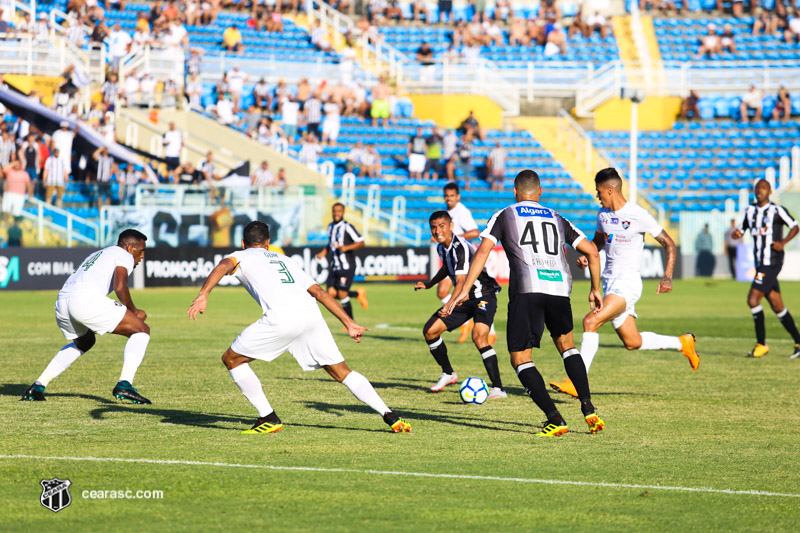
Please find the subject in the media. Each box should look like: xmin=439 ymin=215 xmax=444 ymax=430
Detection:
xmin=732 ymin=179 xmax=800 ymax=359
xmin=92 ymin=146 xmax=117 ymax=209
xmin=251 ymin=161 xmax=274 ymax=188
xmin=415 ymin=211 xmax=506 ymax=397
xmin=444 ymin=170 xmax=606 ymax=437
xmin=316 ymin=203 xmax=369 ymax=319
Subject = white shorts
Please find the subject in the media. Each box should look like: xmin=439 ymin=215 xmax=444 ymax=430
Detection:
xmin=55 ymin=293 xmax=127 ymax=340
xmin=1 ymin=192 xmax=26 ymax=216
xmin=230 ymin=314 xmax=344 ymax=371
xmin=603 ymin=274 xmax=643 ymax=330
xmin=408 ymin=153 xmax=426 ymax=173
xmin=322 ymin=119 xmax=340 ymax=141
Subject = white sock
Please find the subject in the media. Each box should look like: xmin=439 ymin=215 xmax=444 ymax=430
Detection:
xmin=229 ymin=363 xmax=273 ymax=417
xmin=342 ymin=371 xmax=390 ymax=415
xmin=639 ymin=332 xmax=682 ymax=351
xmin=37 ymin=343 xmax=84 ymax=387
xmin=119 ymin=332 xmax=150 ymax=384
xmin=340 ymin=296 xmax=350 ymax=304
xmin=580 ymin=332 xmax=600 ymax=372
xmin=440 ymin=293 xmax=451 ymax=305
xmin=489 ymin=323 xmax=496 ymax=335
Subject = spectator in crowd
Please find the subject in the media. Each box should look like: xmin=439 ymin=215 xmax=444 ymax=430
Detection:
xmin=276 ymin=167 xmax=287 ymax=188
xmin=92 ymin=146 xmax=117 ymax=209
xmin=509 ymin=17 xmax=530 ymax=45
xmin=227 ymin=65 xmax=248 ymax=111
xmin=51 ymin=121 xmax=76 ymax=178
xmin=53 ymin=86 xmax=74 ymax=117
xmin=416 ymin=41 xmax=436 ymax=83
xmin=486 ymin=142 xmax=506 ymax=191
xmin=426 ymin=128 xmax=443 ymax=180
xmin=408 ymin=127 xmax=427 ymax=180
xmin=34 ymin=13 xmax=50 ymax=43
xmin=585 ymin=11 xmax=610 ymax=39
xmin=718 ymin=0 xmax=745 ymax=18
xmin=162 ymin=121 xmax=183 ymax=171
xmin=186 ymin=49 xmax=203 ymax=77
xmin=215 ymin=93 xmax=235 ymax=125
xmin=346 ymin=141 xmax=366 ymax=175
xmin=459 ymin=110 xmax=483 ymax=141
xmin=240 ymin=104 xmax=262 ymax=135
xmin=544 ymin=22 xmax=567 ymax=58
xmin=539 ymin=0 xmax=560 ymax=20
xmin=438 ymin=0 xmax=453 ymax=23
xmin=484 ymin=20 xmax=505 ymax=46
xmin=311 ymin=20 xmax=332 ymax=52
xmin=43 ymin=148 xmax=69 ymax=207
xmin=200 ymin=151 xmax=220 ymax=198
xmin=108 ymin=23 xmax=133 ymax=71
xmin=123 ymin=68 xmax=141 ymax=106
xmin=163 ymin=75 xmax=181 ymax=107
xmin=442 ymin=128 xmax=457 ymax=161
xmin=253 ymin=77 xmax=271 ymax=110
xmin=172 ymin=160 xmax=199 ymax=185
xmin=412 ymin=0 xmax=429 ymax=21
xmin=298 ymin=134 xmax=321 ymax=171
xmin=786 ymin=12 xmax=800 ymax=44
xmin=6 ymin=216 xmax=23 ymax=247
xmin=321 ymin=97 xmax=341 ymax=146
xmin=2 ymin=155 xmax=33 ymax=219
xmin=753 ymin=8 xmax=777 ymax=36
xmin=720 ymin=24 xmax=736 ymax=54
xmin=65 ymin=18 xmax=87 ymax=47
xmin=252 ymin=160 xmax=274 ymax=188
xmin=139 ymin=71 xmax=157 ymax=107
xmin=696 ymin=24 xmax=721 ymax=58
xmin=256 ymin=116 xmax=283 ymax=148
xmin=0 ymin=9 xmax=11 ymax=35
xmin=695 ymin=223 xmax=715 ymax=277
xmin=101 ymin=72 xmax=121 ymax=111
xmin=494 ymin=0 xmax=513 ymax=21
xmin=362 ymin=146 xmax=381 ymax=178
xmin=773 ymin=87 xmax=792 ymax=123
xmin=640 ymin=0 xmax=677 ymax=14
xmin=681 ymin=90 xmax=700 ymax=119
xmin=18 ymin=133 xmax=41 ymax=195
xmin=740 ymin=85 xmax=764 ymax=123
xmin=724 ymin=218 xmax=742 ymax=279
xmin=0 ymin=131 xmax=15 ymax=168
xmin=185 ymin=73 xmax=203 ymax=109
xmin=304 ymin=91 xmax=323 ymax=138
xmin=447 ymin=133 xmax=474 ymax=188
xmin=222 ymin=24 xmax=244 ymax=52
xmin=370 ymin=76 xmax=391 ymax=127
xmin=280 ymin=96 xmax=300 ymax=142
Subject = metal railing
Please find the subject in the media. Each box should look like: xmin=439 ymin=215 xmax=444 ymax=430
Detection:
xmin=22 ymin=197 xmax=100 ymax=247
xmin=118 ymin=45 xmax=186 ymax=91
xmin=340 ymin=175 xmax=423 ymax=245
xmin=556 ymin=109 xmax=597 ymax=174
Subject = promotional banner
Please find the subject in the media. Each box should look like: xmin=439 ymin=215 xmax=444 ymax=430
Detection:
xmin=0 ymin=249 xmax=93 ymax=291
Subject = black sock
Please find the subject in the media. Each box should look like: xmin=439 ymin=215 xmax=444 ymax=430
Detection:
xmin=427 ymin=337 xmax=454 ymax=374
xmin=777 ymin=309 xmax=800 ymax=344
xmin=263 ymin=411 xmax=281 ymax=424
xmin=562 ymin=348 xmax=591 ymax=402
xmin=516 ymin=362 xmax=560 ymax=421
xmin=478 ymin=346 xmax=503 ymax=389
xmin=348 ymin=290 xmax=359 ymax=298
xmin=751 ymin=306 xmax=766 ymax=345
xmin=341 ymin=299 xmax=353 ymax=319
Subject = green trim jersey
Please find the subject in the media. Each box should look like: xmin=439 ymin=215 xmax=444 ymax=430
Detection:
xmin=481 ymin=200 xmax=586 ymax=298
xmin=226 ymin=248 xmax=318 ymax=322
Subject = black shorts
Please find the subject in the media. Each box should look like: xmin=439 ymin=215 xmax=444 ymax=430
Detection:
xmin=327 ymin=268 xmax=355 ymax=292
xmin=434 ymin=293 xmax=497 ymax=332
xmin=439 ymin=0 xmax=452 ymax=13
xmin=165 ymin=156 xmax=181 ymax=171
xmin=752 ymin=264 xmax=782 ymax=295
xmin=507 ymin=293 xmax=573 ymax=352
xmin=425 ymin=159 xmax=441 ymax=176
xmin=307 ymin=123 xmax=321 ymax=137
xmin=97 ymin=181 xmax=112 ymax=198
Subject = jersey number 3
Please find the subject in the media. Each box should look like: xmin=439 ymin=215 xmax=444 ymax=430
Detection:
xmin=519 ymin=221 xmax=559 ymax=256
xmin=270 ymin=260 xmax=295 ymax=284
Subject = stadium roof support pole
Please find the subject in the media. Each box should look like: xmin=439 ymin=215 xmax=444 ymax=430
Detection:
xmin=779 ymin=156 xmax=790 ymax=189
xmin=792 ymin=146 xmax=800 ymax=185
xmin=629 ymin=100 xmax=638 ymax=205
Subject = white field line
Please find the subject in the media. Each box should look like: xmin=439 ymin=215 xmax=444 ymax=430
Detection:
xmin=1 ymin=454 xmax=798 ymax=498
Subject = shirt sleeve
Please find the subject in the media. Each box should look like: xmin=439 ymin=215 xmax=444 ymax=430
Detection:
xmin=459 ymin=205 xmax=479 ymax=233
xmin=776 ymin=205 xmax=798 ymax=229
xmin=480 ymin=209 xmax=504 ymax=244
xmin=453 ymin=242 xmax=469 ymax=275
xmin=557 ymin=213 xmax=586 ymax=249
xmin=289 ymin=257 xmax=318 ymax=291
xmin=738 ymin=210 xmax=750 ymax=232
xmin=639 ymin=208 xmax=664 ymax=238
xmin=117 ymin=248 xmax=135 ymax=275
xmin=224 ymin=251 xmax=242 ymax=278
xmin=346 ymin=223 xmax=364 ymax=243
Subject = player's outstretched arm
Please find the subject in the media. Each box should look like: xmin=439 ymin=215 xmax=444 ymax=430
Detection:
xmin=187 ymin=257 xmax=236 ymax=320
xmin=654 ymin=230 xmax=676 ymax=294
xmin=415 ymin=266 xmax=448 ymax=291
xmin=443 ymin=237 xmax=493 ymax=316
xmin=114 ymin=266 xmax=146 ymax=320
xmin=308 ymin=284 xmax=369 ymax=342
xmin=576 ymin=239 xmax=603 ymax=312
xmin=576 ymin=232 xmax=606 ymax=268
xmin=315 ymin=246 xmax=328 ymax=259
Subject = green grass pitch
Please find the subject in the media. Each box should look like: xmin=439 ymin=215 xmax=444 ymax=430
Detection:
xmin=2 ymin=279 xmax=800 ymax=531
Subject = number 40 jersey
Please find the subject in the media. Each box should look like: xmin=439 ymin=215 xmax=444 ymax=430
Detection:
xmin=226 ymin=248 xmax=320 ymax=322
xmin=481 ymin=201 xmax=587 ymax=298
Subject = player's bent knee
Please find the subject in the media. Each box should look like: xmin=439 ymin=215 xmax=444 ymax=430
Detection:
xmin=75 ymin=332 xmax=96 ymax=352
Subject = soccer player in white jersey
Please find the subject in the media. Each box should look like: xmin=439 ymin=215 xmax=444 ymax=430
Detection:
xmin=415 ymin=211 xmax=506 ymax=398
xmin=444 ymin=170 xmax=605 ymax=437
xmin=21 ymin=230 xmax=153 ymax=404
xmin=549 ymin=168 xmax=700 ymax=399
xmin=731 ymin=179 xmax=800 ymax=358
xmin=187 ymin=221 xmax=411 ymax=434
xmin=442 ymin=182 xmax=498 ymax=345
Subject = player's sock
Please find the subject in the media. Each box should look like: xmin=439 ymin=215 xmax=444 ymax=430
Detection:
xmin=580 ymin=331 xmax=600 ymax=372
xmin=776 ymin=308 xmax=800 ymax=344
xmin=562 ymin=348 xmax=591 ymax=401
xmin=119 ymin=332 xmax=150 ymax=384
xmin=440 ymin=294 xmax=451 ymax=305
xmin=751 ymin=305 xmax=766 ymax=345
xmin=515 ymin=362 xmax=559 ymax=417
xmin=229 ymin=363 xmax=273 ymax=417
xmin=36 ymin=342 xmax=84 ymax=387
xmin=478 ymin=346 xmax=502 ymax=389
xmin=427 ymin=337 xmax=454 ymax=374
xmin=340 ymin=297 xmax=353 ymax=318
xmin=342 ymin=371 xmax=390 ymax=415
xmin=638 ymin=332 xmax=682 ymax=351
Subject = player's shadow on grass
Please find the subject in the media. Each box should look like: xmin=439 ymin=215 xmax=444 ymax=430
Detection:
xmin=302 ymin=401 xmax=531 ymax=433
xmin=1 ymin=383 xmax=116 ymax=404
xmin=88 ymin=405 xmax=249 ymax=431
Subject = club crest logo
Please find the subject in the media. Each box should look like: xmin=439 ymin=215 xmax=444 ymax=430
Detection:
xmin=40 ymin=478 xmax=72 ymax=513
xmin=622 ymin=221 xmax=631 ymax=230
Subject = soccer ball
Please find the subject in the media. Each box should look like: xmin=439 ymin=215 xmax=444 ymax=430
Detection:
xmin=459 ymin=377 xmax=489 ymax=405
